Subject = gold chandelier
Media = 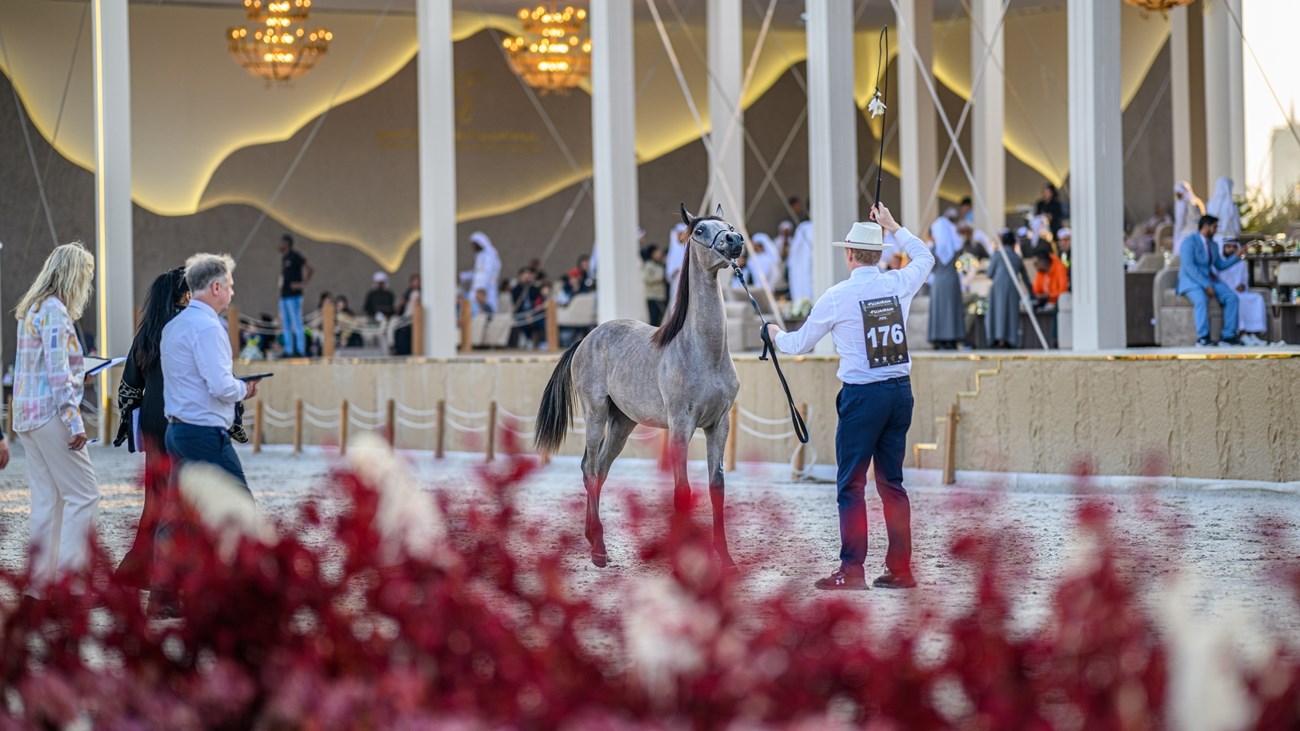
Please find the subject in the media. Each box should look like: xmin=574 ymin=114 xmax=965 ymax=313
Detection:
xmin=227 ymin=0 xmax=334 ymax=82
xmin=503 ymin=5 xmax=592 ymax=94
xmin=1123 ymin=0 xmax=1194 ymax=17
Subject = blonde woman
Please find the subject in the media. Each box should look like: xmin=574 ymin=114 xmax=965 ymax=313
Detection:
xmin=12 ymin=242 xmax=100 ymax=596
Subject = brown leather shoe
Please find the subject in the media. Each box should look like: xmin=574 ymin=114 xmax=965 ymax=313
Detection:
xmin=872 ymin=571 xmax=917 ymax=589
xmin=813 ymin=568 xmax=868 ymax=591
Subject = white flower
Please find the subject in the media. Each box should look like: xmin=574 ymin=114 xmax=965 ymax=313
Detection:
xmin=623 ymin=576 xmax=721 ymax=702
xmin=344 ymin=432 xmax=450 ymax=565
xmin=178 ymin=463 xmax=277 ymax=562
xmin=867 ymin=91 xmax=887 ymax=119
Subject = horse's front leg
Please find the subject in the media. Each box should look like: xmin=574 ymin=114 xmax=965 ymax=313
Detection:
xmin=704 ymin=418 xmax=736 ymax=569
xmin=667 ymin=420 xmax=694 ymax=515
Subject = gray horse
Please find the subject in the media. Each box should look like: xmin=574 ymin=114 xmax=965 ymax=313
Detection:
xmin=535 ymin=205 xmax=746 ymax=568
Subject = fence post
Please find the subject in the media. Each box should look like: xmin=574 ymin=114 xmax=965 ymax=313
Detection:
xmin=545 ymin=299 xmax=559 ymax=352
xmin=725 ymin=403 xmax=738 ymax=472
xmin=227 ymin=305 xmax=241 ymax=355
xmin=102 ymin=394 xmax=113 ymax=446
xmin=435 ymin=399 xmax=446 ymax=459
xmin=412 ymin=305 xmax=425 ymax=357
xmin=5 ymin=395 xmax=14 ymax=441
xmin=942 ymin=402 xmax=959 ymax=486
xmin=322 ymin=299 xmax=336 ymax=358
xmin=386 ymin=398 xmax=396 ymax=446
xmin=339 ymin=399 xmax=349 ymax=457
xmin=485 ymin=400 xmax=497 ymax=463
xmin=293 ymin=399 xmax=304 ymax=455
xmin=792 ymin=403 xmax=808 ymax=476
xmin=253 ymin=400 xmax=264 ymax=454
xmin=459 ymin=298 xmax=472 ymax=354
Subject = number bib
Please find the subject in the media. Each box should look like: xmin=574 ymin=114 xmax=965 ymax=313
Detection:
xmin=860 ymin=296 xmax=909 ymax=368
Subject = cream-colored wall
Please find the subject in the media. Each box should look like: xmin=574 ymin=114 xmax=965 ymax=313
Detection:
xmin=237 ymin=353 xmax=1300 ymax=484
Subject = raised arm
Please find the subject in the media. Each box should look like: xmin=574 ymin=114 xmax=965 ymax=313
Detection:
xmin=872 ymin=203 xmax=934 ymax=294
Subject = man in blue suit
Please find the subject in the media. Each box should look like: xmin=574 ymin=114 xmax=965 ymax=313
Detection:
xmin=1177 ymin=214 xmax=1242 ymax=347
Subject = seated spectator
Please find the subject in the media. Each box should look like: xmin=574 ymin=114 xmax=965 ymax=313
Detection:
xmin=364 ymin=272 xmax=396 ymax=320
xmin=336 ymin=295 xmax=364 ymax=348
xmin=472 ymin=288 xmax=493 ymax=317
xmin=575 ymin=255 xmax=596 ymax=292
xmin=1177 ymin=214 xmax=1240 ymax=347
xmin=1032 ymin=250 xmax=1070 ymax=308
xmin=1056 ymin=228 xmax=1072 ymax=268
xmin=1126 ymin=203 xmax=1172 ymax=255
xmin=957 ymin=222 xmax=991 ymax=261
xmin=1219 ymin=239 xmax=1268 ymax=346
xmin=558 ymin=268 xmax=587 ymax=305
xmin=642 ymin=245 xmax=668 ymax=327
xmin=511 ymin=268 xmax=545 ymax=348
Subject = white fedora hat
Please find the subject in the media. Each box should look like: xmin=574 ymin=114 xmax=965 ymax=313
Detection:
xmin=832 ymin=221 xmax=885 ymax=251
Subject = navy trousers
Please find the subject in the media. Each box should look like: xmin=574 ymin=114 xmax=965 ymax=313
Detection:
xmin=164 ymin=422 xmax=249 ymax=493
xmin=835 ymin=378 xmax=913 ymax=575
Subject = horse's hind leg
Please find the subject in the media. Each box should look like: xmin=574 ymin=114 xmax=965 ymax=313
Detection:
xmin=704 ymin=420 xmax=737 ymax=569
xmin=580 ymin=398 xmax=610 ymax=567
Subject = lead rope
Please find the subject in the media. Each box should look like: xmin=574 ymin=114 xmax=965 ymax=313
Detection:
xmin=730 ymin=262 xmax=809 ymax=445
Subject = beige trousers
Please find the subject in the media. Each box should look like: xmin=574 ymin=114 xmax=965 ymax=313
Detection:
xmin=18 ymin=416 xmax=100 ymax=595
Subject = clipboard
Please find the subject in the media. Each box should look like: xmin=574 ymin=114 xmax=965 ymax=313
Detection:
xmin=238 ymin=373 xmax=274 ymax=382
xmin=85 ymin=356 xmax=127 ymax=378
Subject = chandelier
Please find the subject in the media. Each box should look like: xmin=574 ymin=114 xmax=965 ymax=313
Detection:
xmin=1122 ymin=0 xmax=1194 ymax=17
xmin=227 ymin=0 xmax=334 ymax=82
xmin=503 ymin=5 xmax=592 ymax=93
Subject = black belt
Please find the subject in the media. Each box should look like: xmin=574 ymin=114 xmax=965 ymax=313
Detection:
xmin=845 ymin=376 xmax=911 ymax=387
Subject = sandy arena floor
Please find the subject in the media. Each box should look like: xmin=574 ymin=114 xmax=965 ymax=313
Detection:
xmin=1 ymin=443 xmax=1297 ymax=653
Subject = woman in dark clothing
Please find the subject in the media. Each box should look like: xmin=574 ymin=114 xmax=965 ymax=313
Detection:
xmin=1034 ymin=182 xmax=1064 ymax=236
xmin=111 ymin=268 xmax=247 ymax=587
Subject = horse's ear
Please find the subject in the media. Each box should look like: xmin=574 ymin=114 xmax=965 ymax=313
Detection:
xmin=680 ymin=203 xmax=692 ymax=227
xmin=715 ymin=203 xmax=724 ymax=218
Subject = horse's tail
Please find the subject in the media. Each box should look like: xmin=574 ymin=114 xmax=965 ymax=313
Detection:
xmin=534 ymin=339 xmax=581 ymax=455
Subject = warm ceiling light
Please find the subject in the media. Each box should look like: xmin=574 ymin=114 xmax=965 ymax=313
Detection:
xmin=227 ymin=0 xmax=332 ymax=82
xmin=503 ymin=4 xmax=591 ymax=94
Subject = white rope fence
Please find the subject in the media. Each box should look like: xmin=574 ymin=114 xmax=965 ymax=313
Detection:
xmin=239 ymin=395 xmax=812 ymax=476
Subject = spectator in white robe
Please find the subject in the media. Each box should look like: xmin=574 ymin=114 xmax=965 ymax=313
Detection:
xmin=665 ymin=223 xmax=688 ymax=304
xmin=459 ymin=231 xmax=502 ymax=313
xmin=1220 ymin=238 xmax=1269 ymax=346
xmin=747 ymin=233 xmax=783 ymax=292
xmin=1173 ymin=181 xmax=1206 ymax=245
xmin=1206 ymin=177 xmax=1242 ymax=243
xmin=787 ymin=219 xmax=815 ymax=303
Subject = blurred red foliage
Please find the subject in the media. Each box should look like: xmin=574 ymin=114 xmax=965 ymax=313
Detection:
xmin=0 ymin=440 xmax=1296 ymax=729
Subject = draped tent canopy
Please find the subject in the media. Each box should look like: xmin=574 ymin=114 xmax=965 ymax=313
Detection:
xmin=0 ymin=0 xmax=1170 ymax=269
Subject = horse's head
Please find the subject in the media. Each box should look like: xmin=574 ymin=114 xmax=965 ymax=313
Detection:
xmin=680 ymin=203 xmax=745 ymax=271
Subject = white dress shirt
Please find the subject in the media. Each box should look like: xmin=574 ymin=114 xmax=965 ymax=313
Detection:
xmin=774 ymin=227 xmax=935 ymax=385
xmin=161 ymin=300 xmax=247 ymax=428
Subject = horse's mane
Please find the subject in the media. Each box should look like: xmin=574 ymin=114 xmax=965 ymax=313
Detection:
xmin=652 ymin=215 xmax=725 ymax=349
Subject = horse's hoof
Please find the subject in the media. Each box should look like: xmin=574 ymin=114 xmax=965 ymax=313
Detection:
xmin=591 ymin=552 xmax=609 ymax=568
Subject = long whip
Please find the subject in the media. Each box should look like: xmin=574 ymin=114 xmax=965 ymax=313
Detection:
xmin=869 ymin=26 xmax=890 ymax=208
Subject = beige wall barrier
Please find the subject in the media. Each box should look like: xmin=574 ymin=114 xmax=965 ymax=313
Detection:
xmin=233 ymin=353 xmax=1300 ymax=482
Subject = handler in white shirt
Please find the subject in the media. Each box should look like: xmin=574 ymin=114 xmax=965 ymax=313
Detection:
xmin=161 ymin=253 xmax=259 ymax=491
xmin=763 ymin=203 xmax=933 ymax=591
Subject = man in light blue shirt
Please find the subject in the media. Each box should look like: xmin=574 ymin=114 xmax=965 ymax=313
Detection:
xmin=161 ymin=253 xmax=260 ymax=490
xmin=1176 ymin=214 xmax=1241 ymax=347
xmin=765 ymin=203 xmax=934 ymax=591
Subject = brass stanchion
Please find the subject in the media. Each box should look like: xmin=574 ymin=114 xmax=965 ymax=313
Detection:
xmin=485 ymin=400 xmax=497 ymax=463
xmin=942 ymin=402 xmax=959 ymax=486
xmin=545 ymin=300 xmax=559 ymax=352
xmin=412 ymin=305 xmax=425 ymax=356
xmin=435 ymin=400 xmax=446 ymax=459
xmin=725 ymin=403 xmax=738 ymax=472
xmin=339 ymin=400 xmax=350 ymax=457
xmin=321 ymin=300 xmax=336 ymax=358
xmin=253 ymin=400 xmax=264 ymax=454
xmin=386 ymin=399 xmax=396 ymax=446
xmin=293 ymin=399 xmax=304 ymax=455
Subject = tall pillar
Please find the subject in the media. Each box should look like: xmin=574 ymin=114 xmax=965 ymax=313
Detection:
xmin=897 ymin=0 xmax=937 ymax=227
xmin=707 ymin=0 xmax=744 ymax=220
xmin=591 ymin=0 xmax=643 ymax=323
xmin=1068 ymin=0 xmax=1126 ymax=351
xmin=1225 ymin=0 xmax=1245 ymax=187
xmin=1170 ymin=2 xmax=1207 ymax=194
xmin=970 ymin=0 xmax=1005 ymax=232
xmin=416 ymin=0 xmax=458 ymax=357
xmin=805 ymin=0 xmax=856 ymax=355
xmin=92 ymin=0 xmax=134 ymax=377
xmin=1203 ymin=0 xmax=1232 ymax=187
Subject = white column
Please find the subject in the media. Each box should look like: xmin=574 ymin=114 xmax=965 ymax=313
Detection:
xmin=591 ymin=0 xmax=643 ymax=323
xmin=1225 ymin=0 xmax=1245 ymax=187
xmin=1068 ymin=0 xmax=1126 ymax=351
xmin=1203 ymin=0 xmax=1231 ymax=187
xmin=806 ymin=2 xmax=856 ymax=358
xmin=417 ymin=0 xmax=458 ymax=357
xmin=897 ymin=0 xmax=937 ymax=227
xmin=92 ymin=0 xmax=133 ymax=377
xmin=970 ymin=0 xmax=1005 ymax=233
xmin=1170 ymin=5 xmax=1194 ymax=186
xmin=707 ymin=0 xmax=744 ymax=221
